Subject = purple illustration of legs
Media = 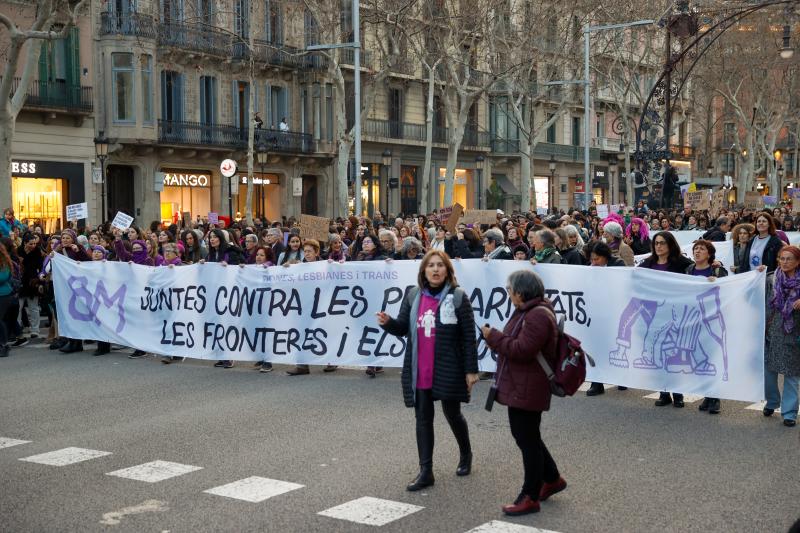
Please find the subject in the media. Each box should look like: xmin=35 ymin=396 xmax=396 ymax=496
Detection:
xmin=662 ymin=305 xmax=702 ymax=374
xmin=695 ymin=286 xmax=728 ymax=381
xmin=609 ymin=298 xmax=660 ymax=368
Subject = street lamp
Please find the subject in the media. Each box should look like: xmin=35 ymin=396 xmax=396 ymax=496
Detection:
xmin=381 ymin=149 xmax=392 ymax=216
xmin=256 ymin=141 xmax=269 ymax=219
xmin=476 ymin=155 xmax=485 ymax=209
xmin=707 ymin=163 xmax=713 ymax=178
xmin=93 ymin=131 xmax=109 ymax=224
xmin=583 ymin=18 xmax=654 ymax=210
xmin=780 ymin=24 xmax=794 ymax=59
xmin=608 ymin=154 xmax=618 ymax=205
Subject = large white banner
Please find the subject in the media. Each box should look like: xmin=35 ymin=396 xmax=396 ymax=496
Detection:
xmin=52 ymin=255 xmax=766 ymax=401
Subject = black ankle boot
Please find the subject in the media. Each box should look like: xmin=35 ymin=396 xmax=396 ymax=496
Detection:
xmin=94 ymin=341 xmax=110 ymax=356
xmin=406 ymin=467 xmax=434 ymax=491
xmin=60 ymin=340 xmax=83 ymax=353
xmin=456 ymin=452 xmax=472 ymax=476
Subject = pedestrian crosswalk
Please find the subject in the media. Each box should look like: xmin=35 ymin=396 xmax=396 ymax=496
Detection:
xmin=1 ymin=436 xmax=560 ymax=530
xmin=19 ymin=446 xmax=112 ymax=466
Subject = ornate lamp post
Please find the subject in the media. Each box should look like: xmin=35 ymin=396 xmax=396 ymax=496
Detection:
xmin=256 ymin=141 xmax=269 ymax=219
xmin=548 ymin=154 xmax=556 ymax=213
xmin=475 ymin=155 xmax=485 ymax=209
xmin=93 ymin=131 xmax=109 ymax=224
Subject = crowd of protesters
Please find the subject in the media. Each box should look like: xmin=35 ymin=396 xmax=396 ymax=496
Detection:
xmin=0 ymin=199 xmax=797 ymax=428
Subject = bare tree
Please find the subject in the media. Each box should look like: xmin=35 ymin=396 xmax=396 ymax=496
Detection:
xmin=0 ymin=0 xmax=89 ymax=210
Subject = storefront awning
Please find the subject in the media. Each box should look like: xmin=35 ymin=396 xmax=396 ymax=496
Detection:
xmin=494 ymin=174 xmax=520 ymax=196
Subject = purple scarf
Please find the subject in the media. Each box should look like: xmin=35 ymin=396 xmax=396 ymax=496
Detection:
xmin=770 ymin=268 xmax=800 ymax=333
xmin=131 ymin=240 xmax=149 ymax=264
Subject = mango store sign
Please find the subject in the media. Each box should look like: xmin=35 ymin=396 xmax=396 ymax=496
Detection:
xmin=162 ymin=173 xmax=210 ymax=187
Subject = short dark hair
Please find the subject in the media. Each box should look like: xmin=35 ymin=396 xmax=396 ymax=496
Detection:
xmin=692 ymin=239 xmax=716 ymax=262
xmin=589 ymin=241 xmax=613 ymax=261
xmin=507 ymin=270 xmax=545 ymax=302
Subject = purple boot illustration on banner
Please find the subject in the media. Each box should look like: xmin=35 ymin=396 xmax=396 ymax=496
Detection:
xmin=609 ymin=287 xmax=728 ymax=380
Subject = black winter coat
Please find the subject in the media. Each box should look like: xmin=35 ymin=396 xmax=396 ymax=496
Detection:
xmin=17 ymin=245 xmax=44 ymax=298
xmin=739 ymin=234 xmax=784 ymax=273
xmin=381 ymin=286 xmax=479 ymax=407
xmin=560 ymin=246 xmax=584 ymax=265
xmin=702 ymin=227 xmax=727 ymax=242
xmin=639 ymin=254 xmax=693 ymax=273
xmin=630 ymin=236 xmax=651 ymax=255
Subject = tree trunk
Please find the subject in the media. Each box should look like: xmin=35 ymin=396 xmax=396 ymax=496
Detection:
xmin=520 ymin=141 xmax=532 ymax=212
xmin=443 ymin=131 xmax=463 ymax=207
xmin=0 ymin=116 xmax=14 ymax=210
xmin=419 ymin=64 xmax=437 ymax=214
xmin=245 ymin=59 xmax=256 ymax=226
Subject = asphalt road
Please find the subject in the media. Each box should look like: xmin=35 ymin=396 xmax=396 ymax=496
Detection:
xmin=1 ymin=342 xmax=798 ymax=533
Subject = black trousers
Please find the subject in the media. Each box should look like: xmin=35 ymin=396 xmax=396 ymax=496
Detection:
xmin=414 ymin=389 xmax=471 ymax=468
xmin=0 ymin=294 xmax=12 ymax=347
xmin=508 ymin=407 xmax=560 ymax=499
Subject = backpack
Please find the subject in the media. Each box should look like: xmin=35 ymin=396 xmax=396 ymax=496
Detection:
xmin=536 ymin=308 xmax=595 ymax=397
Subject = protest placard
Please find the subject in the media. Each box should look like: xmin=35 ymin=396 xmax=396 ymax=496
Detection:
xmin=111 ymin=211 xmax=134 ymax=230
xmin=685 ymin=190 xmax=711 ymax=210
xmin=462 ymin=209 xmax=497 ymax=226
xmin=299 ymin=214 xmax=330 ymax=242
xmin=763 ymin=195 xmax=778 ymax=207
xmin=440 ymin=203 xmax=464 ymax=234
xmin=744 ymin=191 xmax=764 ymax=210
xmin=208 ymin=212 xmax=219 ymax=225
xmin=596 ymin=204 xmax=609 ymax=219
xmin=711 ymin=190 xmax=727 ymax=217
xmin=66 ymin=202 xmax=88 ymax=222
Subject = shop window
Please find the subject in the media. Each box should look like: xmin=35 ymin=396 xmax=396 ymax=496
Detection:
xmin=438 ymin=168 xmax=472 ymax=209
xmin=141 ymin=55 xmax=153 ymax=123
xmin=12 ymin=177 xmax=66 ymax=235
xmin=400 ymin=166 xmax=417 ymax=216
xmin=112 ymin=52 xmax=135 ymax=122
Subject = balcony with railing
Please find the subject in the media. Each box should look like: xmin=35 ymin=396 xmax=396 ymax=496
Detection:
xmin=232 ymin=40 xmax=307 ymax=69
xmin=7 ymin=77 xmax=93 ymax=114
xmin=158 ymin=120 xmax=313 ymax=153
xmin=157 ymin=21 xmax=233 ymax=55
xmin=339 ymin=48 xmax=373 ymax=68
xmin=491 ymin=136 xmax=602 ymax=161
xmin=363 ymin=118 xmax=489 ymax=148
xmin=100 ymin=12 xmax=157 ymax=39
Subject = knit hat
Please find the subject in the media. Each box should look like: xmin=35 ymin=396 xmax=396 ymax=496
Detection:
xmin=603 ymin=221 xmax=623 ymax=239
xmin=90 ymin=245 xmax=108 ymax=257
xmin=61 ymin=228 xmax=77 ymax=242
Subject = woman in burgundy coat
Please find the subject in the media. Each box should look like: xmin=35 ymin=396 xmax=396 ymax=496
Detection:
xmin=482 ymin=270 xmax=567 ymax=517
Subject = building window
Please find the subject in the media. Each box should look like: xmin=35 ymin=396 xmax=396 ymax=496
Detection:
xmin=235 ymin=0 xmax=249 ymax=39
xmin=266 ymin=0 xmax=283 ymax=44
xmin=388 ymin=88 xmax=403 ymax=138
xmin=340 ymin=0 xmax=353 ymax=41
xmin=199 ymin=76 xmax=217 ymax=125
xmin=596 ymin=113 xmax=604 ymax=139
xmin=546 ymin=113 xmax=556 ymax=144
xmin=723 ymin=122 xmax=736 ymax=147
xmin=722 ymin=152 xmax=736 ymax=174
xmin=161 ymin=0 xmax=184 ymax=22
xmin=112 ymin=52 xmax=134 ymax=122
xmin=325 ymin=83 xmax=333 ymax=141
xmin=571 ymin=116 xmax=581 ymax=146
xmin=160 ymin=70 xmax=184 ymax=122
xmin=197 ymin=0 xmax=214 ymax=25
xmin=141 ymin=55 xmax=153 ymax=123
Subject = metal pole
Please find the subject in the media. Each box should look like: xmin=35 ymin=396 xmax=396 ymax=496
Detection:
xmin=583 ymin=26 xmax=591 ymax=211
xmin=100 ymin=158 xmax=106 ymax=224
xmin=353 ymin=0 xmax=362 ymax=216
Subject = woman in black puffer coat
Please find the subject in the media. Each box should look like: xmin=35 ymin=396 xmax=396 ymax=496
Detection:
xmin=378 ymin=250 xmax=479 ymax=493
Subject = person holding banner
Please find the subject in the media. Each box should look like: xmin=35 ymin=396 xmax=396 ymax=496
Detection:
xmin=377 ymin=250 xmax=479 ymax=491
xmin=731 ymin=224 xmax=755 ymax=274
xmin=181 ymin=229 xmax=208 ymax=264
xmin=638 ymin=231 xmax=693 ymax=407
xmin=764 ymin=245 xmax=800 ymax=427
xmin=686 ymin=240 xmax=729 ymax=415
xmin=739 ymin=213 xmax=783 ymax=274
xmin=53 ymin=229 xmax=90 ymax=354
xmin=480 ymin=270 xmax=565 ymax=516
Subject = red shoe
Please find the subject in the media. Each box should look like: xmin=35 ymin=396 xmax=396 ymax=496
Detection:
xmin=502 ymin=495 xmax=540 ymax=516
xmin=539 ymin=477 xmax=567 ymax=502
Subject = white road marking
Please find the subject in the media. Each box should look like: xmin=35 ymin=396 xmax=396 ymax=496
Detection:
xmin=318 ymin=496 xmax=424 ymax=526
xmin=99 ymin=499 xmax=168 ymax=526
xmin=643 ymin=392 xmax=703 ymax=403
xmin=203 ymin=476 xmax=304 ymax=503
xmin=0 ymin=437 xmax=30 ymax=449
xmin=745 ymin=401 xmax=781 ymax=414
xmin=19 ymin=447 xmax=112 ymax=466
xmin=106 ymin=460 xmax=202 ymax=483
xmin=465 ymin=521 xmax=563 ymax=533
